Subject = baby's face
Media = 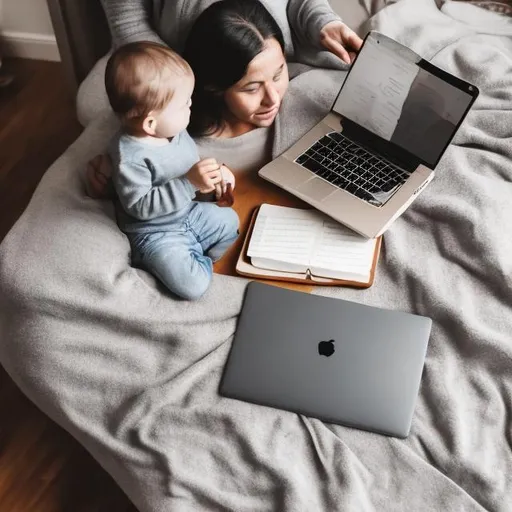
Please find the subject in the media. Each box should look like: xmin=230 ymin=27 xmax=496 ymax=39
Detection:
xmin=152 ymin=74 xmax=194 ymax=138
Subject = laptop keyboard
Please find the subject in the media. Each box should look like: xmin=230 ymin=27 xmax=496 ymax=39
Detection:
xmin=295 ymin=132 xmax=410 ymax=207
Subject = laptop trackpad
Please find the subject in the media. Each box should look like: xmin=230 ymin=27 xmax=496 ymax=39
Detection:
xmin=296 ymin=178 xmax=337 ymax=202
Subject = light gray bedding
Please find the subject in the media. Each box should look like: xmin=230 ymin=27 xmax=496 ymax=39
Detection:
xmin=0 ymin=0 xmax=511 ymax=510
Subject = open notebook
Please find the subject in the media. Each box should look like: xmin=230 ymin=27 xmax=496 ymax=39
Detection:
xmin=239 ymin=204 xmax=381 ymax=286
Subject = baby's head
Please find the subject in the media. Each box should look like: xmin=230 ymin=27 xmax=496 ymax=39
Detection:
xmin=105 ymin=41 xmax=194 ymax=138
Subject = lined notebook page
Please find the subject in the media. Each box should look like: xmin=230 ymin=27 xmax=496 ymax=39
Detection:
xmin=311 ymin=220 xmax=377 ymax=279
xmin=247 ymin=205 xmax=317 ymax=266
xmin=247 ymin=204 xmax=377 ymax=281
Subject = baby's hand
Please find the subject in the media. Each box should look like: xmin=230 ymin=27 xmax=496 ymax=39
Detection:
xmin=186 ymin=158 xmax=222 ymax=193
xmin=85 ymin=154 xmax=114 ymax=199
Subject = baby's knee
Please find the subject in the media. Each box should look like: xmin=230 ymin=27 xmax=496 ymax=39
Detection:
xmin=221 ymin=208 xmax=240 ymax=235
xmin=148 ymin=247 xmax=213 ymax=301
xmin=178 ymin=276 xmax=211 ymax=301
xmin=175 ymin=256 xmax=213 ymax=301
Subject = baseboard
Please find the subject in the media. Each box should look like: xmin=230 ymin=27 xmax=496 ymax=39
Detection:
xmin=0 ymin=31 xmax=60 ymax=62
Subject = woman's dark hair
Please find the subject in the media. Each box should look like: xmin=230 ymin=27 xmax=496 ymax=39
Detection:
xmin=183 ymin=0 xmax=285 ymax=137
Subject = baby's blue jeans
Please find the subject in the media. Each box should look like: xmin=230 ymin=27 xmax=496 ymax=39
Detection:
xmin=128 ymin=202 xmax=239 ymax=300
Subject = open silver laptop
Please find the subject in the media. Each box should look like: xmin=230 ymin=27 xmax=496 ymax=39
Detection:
xmin=259 ymin=31 xmax=479 ymax=238
xmin=220 ymin=282 xmax=432 ymax=438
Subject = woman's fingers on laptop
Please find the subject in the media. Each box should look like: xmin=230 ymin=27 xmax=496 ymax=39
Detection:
xmin=319 ymin=21 xmax=363 ymax=64
xmin=322 ymin=37 xmax=351 ymax=64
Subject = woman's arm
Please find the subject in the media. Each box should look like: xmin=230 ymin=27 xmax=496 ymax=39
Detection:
xmin=286 ymin=0 xmax=362 ymax=63
xmin=100 ymin=0 xmax=165 ymax=48
xmin=286 ymin=0 xmax=341 ymax=51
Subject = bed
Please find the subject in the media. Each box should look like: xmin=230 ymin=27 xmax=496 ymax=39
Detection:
xmin=1 ymin=0 xmax=511 ymax=510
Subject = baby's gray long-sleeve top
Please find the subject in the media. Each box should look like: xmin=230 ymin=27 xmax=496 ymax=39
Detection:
xmin=109 ymin=131 xmax=199 ymax=234
xmin=100 ymin=0 xmax=341 ymax=56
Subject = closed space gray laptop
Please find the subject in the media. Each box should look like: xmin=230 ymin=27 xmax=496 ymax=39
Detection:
xmin=220 ymin=282 xmax=432 ymax=438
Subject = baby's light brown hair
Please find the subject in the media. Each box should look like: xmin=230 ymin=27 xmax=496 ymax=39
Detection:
xmin=105 ymin=41 xmax=193 ymax=133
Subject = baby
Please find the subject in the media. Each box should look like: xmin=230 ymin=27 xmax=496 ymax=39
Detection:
xmin=105 ymin=41 xmax=239 ymax=300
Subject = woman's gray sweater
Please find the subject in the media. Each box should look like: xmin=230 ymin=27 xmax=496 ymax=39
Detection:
xmin=100 ymin=0 xmax=341 ymax=57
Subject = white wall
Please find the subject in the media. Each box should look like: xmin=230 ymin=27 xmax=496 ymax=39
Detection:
xmin=2 ymin=0 xmax=54 ymax=35
xmin=0 ymin=0 xmax=60 ymax=61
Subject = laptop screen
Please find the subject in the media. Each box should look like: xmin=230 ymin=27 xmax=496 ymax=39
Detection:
xmin=333 ymin=32 xmax=477 ymax=169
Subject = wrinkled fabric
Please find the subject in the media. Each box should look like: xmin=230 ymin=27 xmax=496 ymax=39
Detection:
xmin=0 ymin=1 xmax=511 ymax=511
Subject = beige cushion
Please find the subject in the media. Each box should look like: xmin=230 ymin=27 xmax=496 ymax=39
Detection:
xmin=77 ymin=53 xmax=111 ymax=127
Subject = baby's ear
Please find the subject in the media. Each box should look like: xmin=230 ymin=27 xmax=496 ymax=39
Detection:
xmin=142 ymin=113 xmax=157 ymax=136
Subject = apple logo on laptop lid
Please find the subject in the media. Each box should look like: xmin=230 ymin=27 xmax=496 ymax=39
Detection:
xmin=318 ymin=339 xmax=335 ymax=357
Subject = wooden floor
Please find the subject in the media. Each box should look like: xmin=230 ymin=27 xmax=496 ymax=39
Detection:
xmin=0 ymin=59 xmax=137 ymax=512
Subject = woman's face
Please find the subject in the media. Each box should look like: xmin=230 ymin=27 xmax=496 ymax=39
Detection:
xmin=223 ymin=38 xmax=289 ymax=134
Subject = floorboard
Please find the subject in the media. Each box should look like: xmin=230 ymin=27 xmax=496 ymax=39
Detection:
xmin=0 ymin=58 xmax=137 ymax=512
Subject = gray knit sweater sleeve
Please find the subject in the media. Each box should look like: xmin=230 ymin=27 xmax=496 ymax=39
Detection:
xmin=100 ymin=0 xmax=341 ymax=53
xmin=100 ymin=0 xmax=165 ymax=47
xmin=286 ymin=0 xmax=341 ymax=51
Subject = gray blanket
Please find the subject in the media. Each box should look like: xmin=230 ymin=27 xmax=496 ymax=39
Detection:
xmin=1 ymin=0 xmax=511 ymax=510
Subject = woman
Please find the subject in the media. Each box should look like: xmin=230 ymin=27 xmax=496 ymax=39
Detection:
xmin=87 ymin=0 xmax=361 ymax=196
xmin=82 ymin=0 xmax=360 ymax=127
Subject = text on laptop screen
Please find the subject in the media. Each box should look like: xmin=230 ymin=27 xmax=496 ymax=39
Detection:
xmin=333 ymin=35 xmax=474 ymax=168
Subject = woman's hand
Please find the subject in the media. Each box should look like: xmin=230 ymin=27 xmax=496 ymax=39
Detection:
xmin=218 ymin=165 xmax=235 ymax=194
xmin=215 ymin=165 xmax=235 ymax=206
xmin=186 ymin=158 xmax=223 ymax=193
xmin=319 ymin=21 xmax=363 ymax=64
xmin=85 ymin=154 xmax=114 ymax=199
